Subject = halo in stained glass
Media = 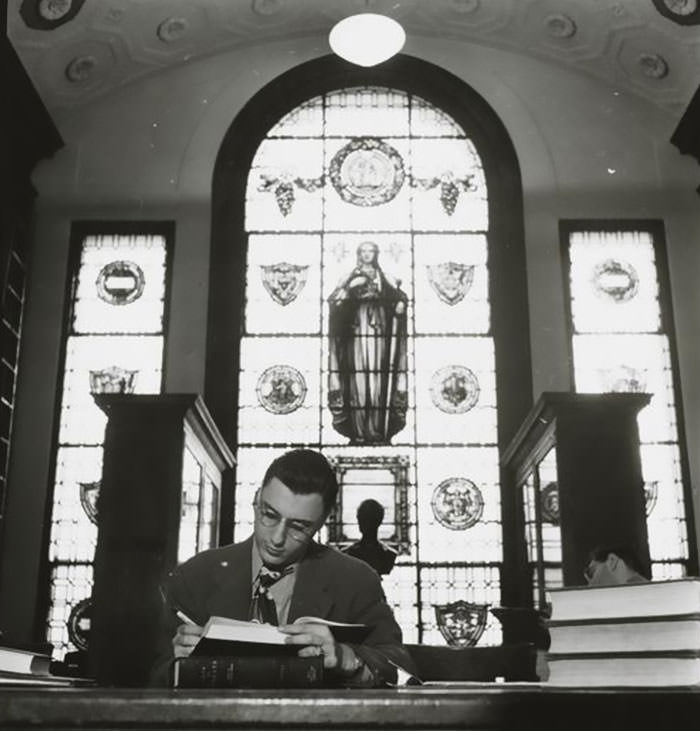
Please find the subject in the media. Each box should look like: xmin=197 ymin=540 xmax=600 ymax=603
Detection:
xmin=256 ymin=365 xmax=307 ymax=414
xmin=88 ymin=365 xmax=138 ymax=394
xmin=95 ymin=260 xmax=146 ymax=306
xmin=67 ymin=597 xmax=92 ymax=651
xmin=431 ymin=477 xmax=484 ymax=530
xmin=591 ymin=259 xmax=639 ymax=302
xmin=329 ymin=137 xmax=405 ymax=207
xmin=540 ymin=482 xmax=560 ymax=525
xmin=426 ymin=262 xmax=474 ymax=305
xmin=644 ymin=480 xmax=659 ymax=516
xmin=430 ymin=365 xmax=480 ymax=414
xmin=260 ymin=262 xmax=309 ymax=305
xmin=78 ymin=481 xmax=100 ymax=525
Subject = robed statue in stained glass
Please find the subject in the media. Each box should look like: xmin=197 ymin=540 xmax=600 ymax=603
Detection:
xmin=328 ymin=241 xmax=408 ymax=443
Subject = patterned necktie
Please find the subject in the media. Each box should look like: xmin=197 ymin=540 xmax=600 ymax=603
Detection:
xmin=251 ymin=565 xmax=293 ymax=626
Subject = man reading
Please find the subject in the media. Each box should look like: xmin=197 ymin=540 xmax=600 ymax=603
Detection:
xmin=150 ymin=448 xmax=414 ymax=686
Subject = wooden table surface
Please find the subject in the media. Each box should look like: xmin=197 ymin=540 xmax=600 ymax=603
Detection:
xmin=1 ymin=683 xmax=699 ymax=730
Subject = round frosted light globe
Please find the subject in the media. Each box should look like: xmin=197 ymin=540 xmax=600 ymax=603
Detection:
xmin=329 ymin=13 xmax=406 ymax=67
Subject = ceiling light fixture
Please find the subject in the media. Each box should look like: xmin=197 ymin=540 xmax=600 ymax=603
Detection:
xmin=329 ymin=13 xmax=406 ymax=67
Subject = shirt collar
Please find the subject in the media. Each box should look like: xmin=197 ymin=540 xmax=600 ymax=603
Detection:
xmin=251 ymin=539 xmax=298 ymax=584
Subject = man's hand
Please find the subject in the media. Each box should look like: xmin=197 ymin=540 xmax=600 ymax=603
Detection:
xmin=280 ymin=621 xmax=339 ymax=668
xmin=172 ymin=622 xmax=203 ymax=659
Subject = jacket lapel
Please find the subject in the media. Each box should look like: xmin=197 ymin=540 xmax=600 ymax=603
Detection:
xmin=208 ymin=537 xmax=254 ymax=620
xmin=288 ymin=541 xmax=334 ymax=621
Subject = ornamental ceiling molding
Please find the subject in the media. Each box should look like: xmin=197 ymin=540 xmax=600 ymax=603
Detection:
xmin=8 ymin=0 xmax=700 ymax=113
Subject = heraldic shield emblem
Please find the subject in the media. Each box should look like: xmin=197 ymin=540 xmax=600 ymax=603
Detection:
xmin=260 ymin=263 xmax=309 ymax=306
xmin=434 ymin=600 xmax=489 ymax=647
xmin=426 ymin=262 xmax=474 ymax=305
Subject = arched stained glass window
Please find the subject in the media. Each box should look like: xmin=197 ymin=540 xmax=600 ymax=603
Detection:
xmin=235 ymin=87 xmax=503 ymax=644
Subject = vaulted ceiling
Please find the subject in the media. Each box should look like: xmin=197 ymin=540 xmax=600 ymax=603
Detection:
xmin=8 ymin=0 xmax=700 ymax=121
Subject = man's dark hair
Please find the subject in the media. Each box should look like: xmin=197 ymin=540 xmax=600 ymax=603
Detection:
xmin=263 ymin=449 xmax=339 ymax=512
xmin=589 ymin=545 xmax=649 ymax=579
xmin=357 ymin=499 xmax=385 ymax=533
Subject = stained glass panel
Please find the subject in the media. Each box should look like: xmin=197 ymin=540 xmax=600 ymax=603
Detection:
xmin=382 ymin=564 xmax=419 ymax=643
xmin=72 ymin=235 xmax=167 ymax=334
xmin=239 ymin=87 xmax=499 ymax=644
xmin=325 ymin=88 xmax=410 ymax=137
xmin=324 ymin=137 xmax=412 ymax=231
xmin=246 ymin=138 xmax=324 ymax=231
xmin=47 ymin=232 xmax=168 ymax=659
xmin=414 ymin=234 xmax=489 ymax=335
xmin=271 ymin=98 xmax=324 ymax=138
xmin=47 ymin=563 xmax=93 ymax=660
xmin=567 ymin=228 xmax=689 ymax=572
xmin=411 ymin=139 xmax=488 ymax=231
xmin=410 ymin=98 xmax=465 ymax=138
xmin=58 ymin=336 xmax=163 ymax=445
xmin=569 ymin=231 xmax=661 ymax=334
xmin=246 ymin=234 xmax=322 ymax=334
xmin=419 ymin=564 xmax=502 ymax=646
xmin=414 ymin=336 xmax=497 ymax=445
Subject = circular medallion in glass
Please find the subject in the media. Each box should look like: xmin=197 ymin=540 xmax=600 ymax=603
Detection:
xmin=96 ymin=260 xmax=146 ymax=305
xmin=256 ymin=365 xmax=307 ymax=414
xmin=430 ymin=365 xmax=480 ymax=414
xmin=329 ymin=137 xmax=405 ymax=207
xmin=431 ymin=477 xmax=484 ymax=530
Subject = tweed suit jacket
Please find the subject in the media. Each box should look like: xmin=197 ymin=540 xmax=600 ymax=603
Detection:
xmin=151 ymin=536 xmax=415 ymax=686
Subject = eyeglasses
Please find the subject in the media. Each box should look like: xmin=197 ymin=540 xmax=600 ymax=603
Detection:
xmin=253 ymin=500 xmax=316 ymax=543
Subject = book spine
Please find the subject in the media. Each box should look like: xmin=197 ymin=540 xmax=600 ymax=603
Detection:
xmin=175 ymin=655 xmax=324 ymax=688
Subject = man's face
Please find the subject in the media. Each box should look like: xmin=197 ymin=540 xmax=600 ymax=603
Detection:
xmin=253 ymin=476 xmax=326 ymax=567
xmin=584 ymin=554 xmax=621 ymax=586
xmin=358 ymin=243 xmax=376 ymax=264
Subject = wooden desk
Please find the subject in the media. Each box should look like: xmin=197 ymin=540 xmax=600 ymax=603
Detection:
xmin=1 ymin=685 xmax=699 ymax=730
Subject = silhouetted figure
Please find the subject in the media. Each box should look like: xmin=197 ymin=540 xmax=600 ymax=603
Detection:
xmin=343 ymin=499 xmax=397 ymax=576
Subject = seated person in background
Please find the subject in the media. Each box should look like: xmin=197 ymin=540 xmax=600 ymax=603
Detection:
xmin=584 ymin=545 xmax=651 ymax=586
xmin=150 ymin=448 xmax=415 ymax=687
xmin=342 ymin=499 xmax=398 ymax=577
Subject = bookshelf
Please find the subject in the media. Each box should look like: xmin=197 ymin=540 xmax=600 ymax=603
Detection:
xmin=502 ymin=392 xmax=651 ymax=610
xmin=89 ymin=394 xmax=234 ymax=686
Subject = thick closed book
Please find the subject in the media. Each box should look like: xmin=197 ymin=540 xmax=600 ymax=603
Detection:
xmin=0 ymin=646 xmax=51 ymax=676
xmin=546 ymin=578 xmax=700 ymax=622
xmin=173 ymin=654 xmax=324 ymax=688
xmin=192 ymin=615 xmax=371 ymax=656
xmin=546 ymin=650 xmax=700 ymax=687
xmin=548 ymin=613 xmax=700 ymax=654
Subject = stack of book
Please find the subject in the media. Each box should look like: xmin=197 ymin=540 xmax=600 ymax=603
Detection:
xmin=0 ymin=644 xmax=91 ymax=686
xmin=546 ymin=578 xmax=700 ymax=686
xmin=174 ymin=615 xmax=370 ymax=688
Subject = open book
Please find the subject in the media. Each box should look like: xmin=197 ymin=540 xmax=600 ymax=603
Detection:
xmin=192 ymin=616 xmax=372 ymax=656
